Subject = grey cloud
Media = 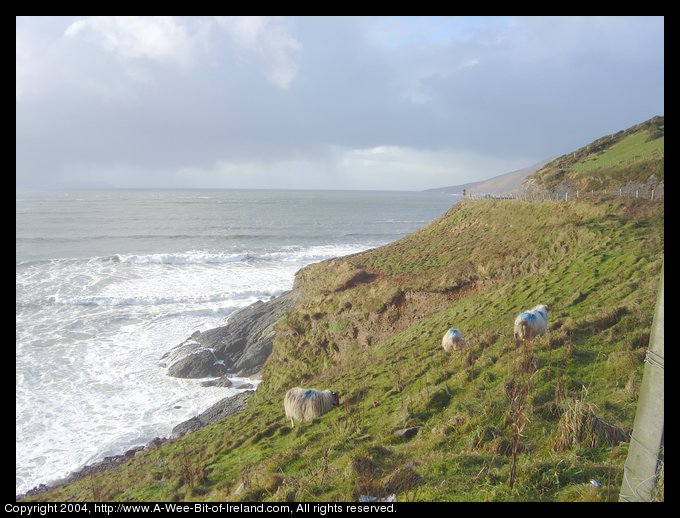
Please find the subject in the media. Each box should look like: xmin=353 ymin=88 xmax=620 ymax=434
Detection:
xmin=16 ymin=16 xmax=663 ymax=190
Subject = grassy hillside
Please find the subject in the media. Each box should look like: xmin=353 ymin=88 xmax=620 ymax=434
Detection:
xmin=27 ymin=197 xmax=664 ymax=502
xmin=526 ymin=116 xmax=664 ymax=193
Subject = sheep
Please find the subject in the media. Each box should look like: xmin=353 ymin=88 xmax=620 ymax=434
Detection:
xmin=442 ymin=328 xmax=465 ymax=352
xmin=513 ymin=304 xmax=548 ymax=343
xmin=284 ymin=387 xmax=340 ymax=427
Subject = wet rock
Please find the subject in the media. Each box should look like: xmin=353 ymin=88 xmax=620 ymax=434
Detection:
xmin=171 ymin=390 xmax=254 ymax=438
xmin=144 ymin=437 xmax=169 ymax=451
xmin=124 ymin=446 xmax=144 ymax=458
xmin=161 ymin=291 xmax=296 ymax=379
xmin=160 ymin=340 xmax=227 ymax=379
xmin=201 ymin=376 xmax=233 ymax=388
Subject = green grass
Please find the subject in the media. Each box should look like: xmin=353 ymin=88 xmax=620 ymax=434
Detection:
xmin=528 ymin=116 xmax=664 ymax=192
xmin=25 ymin=197 xmax=663 ymax=502
xmin=571 ymin=131 xmax=664 ymax=174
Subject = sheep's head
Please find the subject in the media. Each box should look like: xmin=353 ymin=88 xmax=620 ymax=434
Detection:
xmin=331 ymin=391 xmax=340 ymax=406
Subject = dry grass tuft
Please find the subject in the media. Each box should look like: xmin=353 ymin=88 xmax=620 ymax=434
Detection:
xmin=589 ymin=306 xmax=628 ymax=331
xmin=549 ymin=328 xmax=569 ymax=349
xmin=478 ymin=330 xmax=499 ymax=350
xmin=553 ymin=399 xmax=628 ymax=451
xmin=382 ymin=464 xmax=422 ymax=494
xmin=464 ymin=350 xmax=478 ymax=368
xmin=505 ymin=378 xmax=530 ymax=489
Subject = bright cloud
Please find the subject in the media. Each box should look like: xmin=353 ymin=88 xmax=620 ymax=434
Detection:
xmin=215 ymin=16 xmax=302 ymax=89
xmin=64 ymin=16 xmax=192 ymax=64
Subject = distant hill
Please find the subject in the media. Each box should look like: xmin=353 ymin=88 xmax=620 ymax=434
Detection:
xmin=426 ymin=160 xmax=549 ymax=196
xmin=525 ymin=116 xmax=664 ymax=195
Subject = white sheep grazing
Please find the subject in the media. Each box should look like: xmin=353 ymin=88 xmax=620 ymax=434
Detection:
xmin=284 ymin=387 xmax=340 ymax=428
xmin=442 ymin=328 xmax=465 ymax=352
xmin=513 ymin=304 xmax=548 ymax=342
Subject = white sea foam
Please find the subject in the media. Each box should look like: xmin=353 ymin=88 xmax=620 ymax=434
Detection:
xmin=15 ymin=243 xmax=374 ymax=494
xmin=116 ymin=251 xmax=250 ymax=265
xmin=53 ymin=291 xmax=278 ymax=307
xmin=114 ymin=244 xmax=371 ymax=266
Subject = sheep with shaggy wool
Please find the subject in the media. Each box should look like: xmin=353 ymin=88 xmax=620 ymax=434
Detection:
xmin=284 ymin=387 xmax=339 ymax=427
xmin=442 ymin=328 xmax=465 ymax=352
xmin=513 ymin=304 xmax=548 ymax=342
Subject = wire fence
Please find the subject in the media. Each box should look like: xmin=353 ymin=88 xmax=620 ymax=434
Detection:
xmin=464 ymin=187 xmax=664 ymax=202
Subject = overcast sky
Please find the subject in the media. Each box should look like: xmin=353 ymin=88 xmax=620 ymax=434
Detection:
xmin=16 ymin=16 xmax=664 ymax=191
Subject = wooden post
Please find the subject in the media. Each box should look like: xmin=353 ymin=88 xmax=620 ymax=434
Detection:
xmin=636 ymin=190 xmax=639 ymax=199
xmin=619 ymin=262 xmax=664 ymax=502
xmin=576 ymin=190 xmax=579 ymax=199
xmin=620 ymin=188 xmax=622 ymax=197
xmin=651 ymin=190 xmax=655 ymax=201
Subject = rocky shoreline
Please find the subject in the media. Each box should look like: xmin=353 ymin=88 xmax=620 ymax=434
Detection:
xmin=18 ymin=291 xmax=294 ymax=500
xmin=160 ymin=290 xmax=296 ymax=378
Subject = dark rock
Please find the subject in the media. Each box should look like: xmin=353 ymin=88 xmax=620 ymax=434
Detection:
xmin=393 ymin=427 xmax=419 ymax=439
xmin=172 ymin=417 xmax=202 ymax=437
xmin=124 ymin=446 xmax=144 ymax=458
xmin=161 ymin=291 xmax=296 ymax=379
xmin=160 ymin=340 xmax=227 ymax=379
xmin=235 ymin=382 xmax=254 ymax=389
xmin=201 ymin=376 xmax=233 ymax=388
xmin=20 ymin=484 xmax=49 ymax=498
xmin=144 ymin=437 xmax=169 ymax=451
xmin=171 ymin=390 xmax=254 ymax=438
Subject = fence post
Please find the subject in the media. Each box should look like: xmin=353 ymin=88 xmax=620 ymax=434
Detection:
xmin=576 ymin=190 xmax=579 ymax=199
xmin=651 ymin=190 xmax=655 ymax=201
xmin=619 ymin=261 xmax=664 ymax=501
xmin=620 ymin=188 xmax=622 ymax=197
xmin=565 ymin=191 xmax=568 ymax=202
xmin=636 ymin=190 xmax=639 ymax=199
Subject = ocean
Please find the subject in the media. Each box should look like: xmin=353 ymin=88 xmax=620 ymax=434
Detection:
xmin=15 ymin=189 xmax=456 ymax=494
